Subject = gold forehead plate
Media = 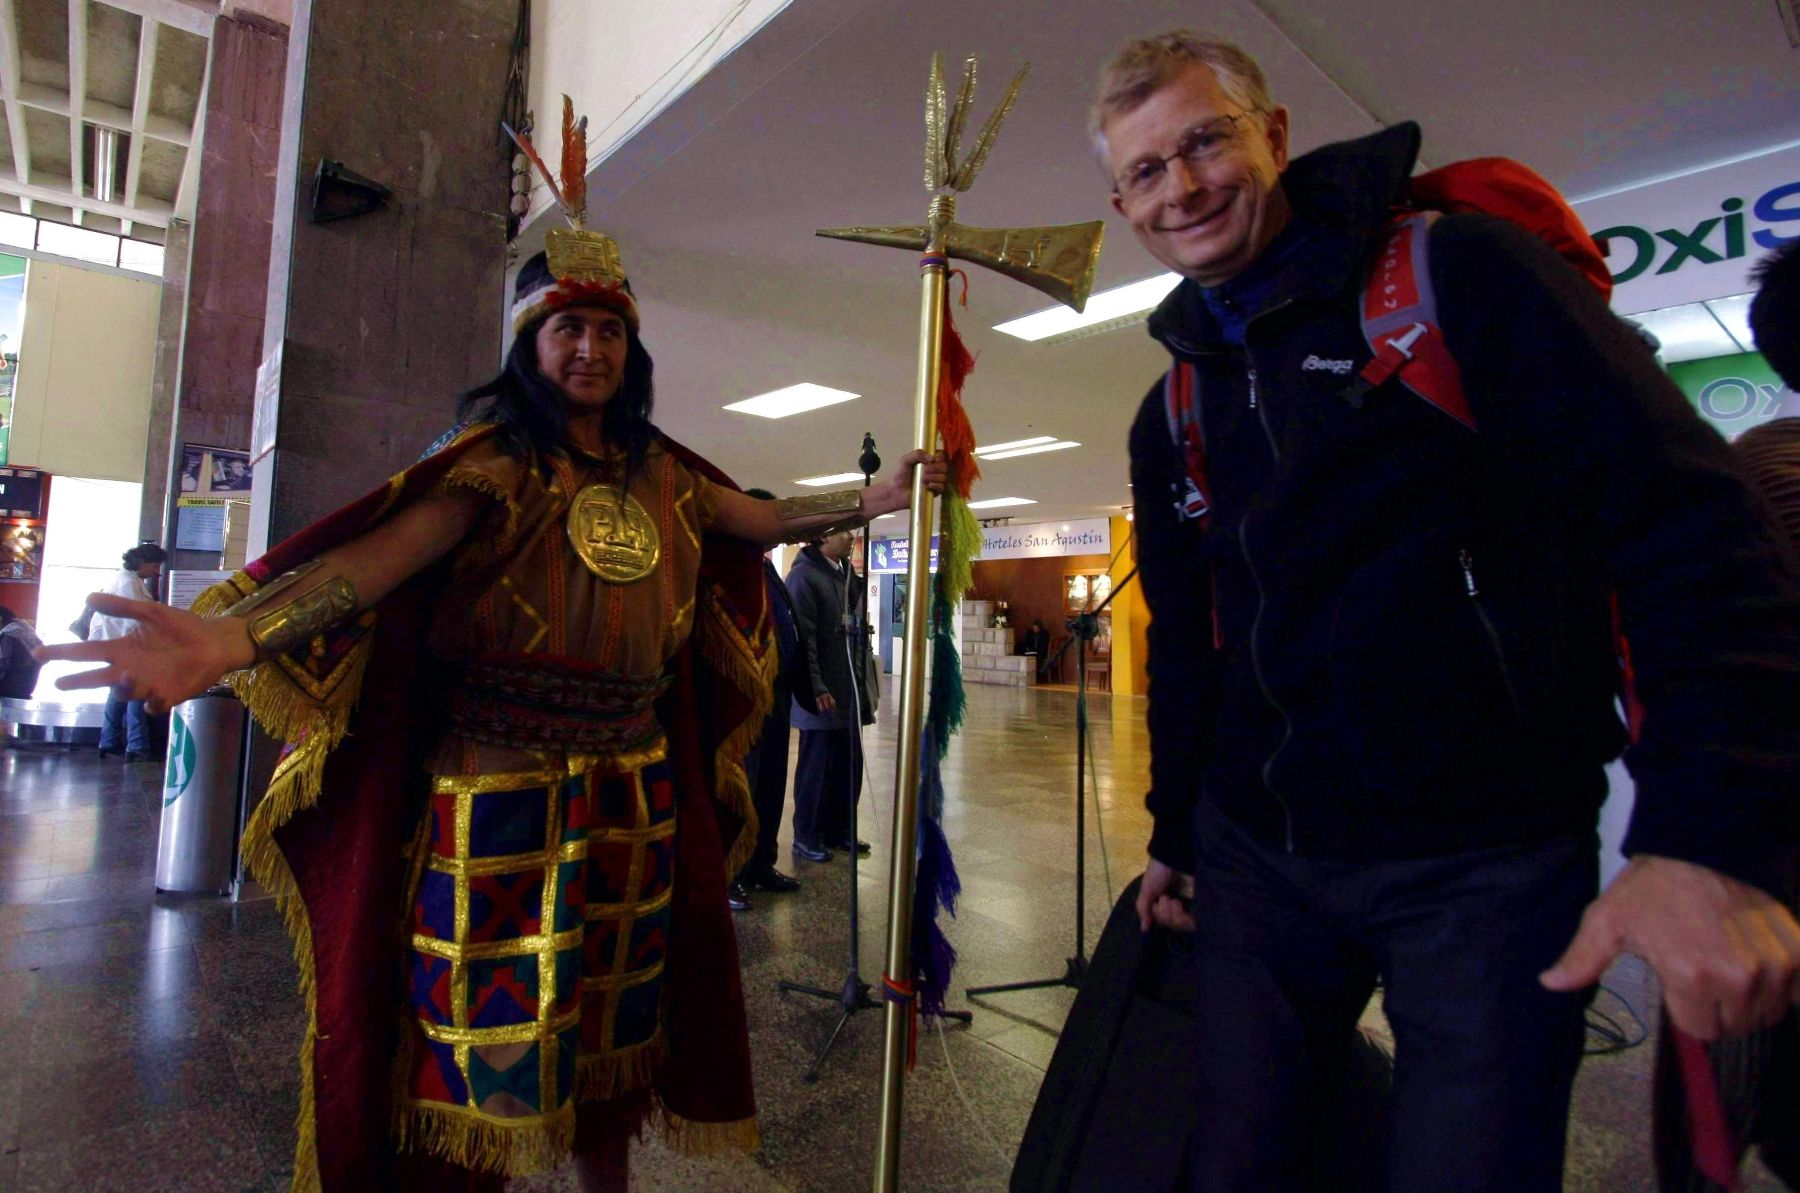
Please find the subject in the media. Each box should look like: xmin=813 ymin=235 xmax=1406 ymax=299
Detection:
xmin=566 ymin=483 xmax=660 ymax=583
xmin=545 ymin=227 xmax=627 ymax=287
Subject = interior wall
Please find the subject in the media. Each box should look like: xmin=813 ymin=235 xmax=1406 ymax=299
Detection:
xmin=969 ymin=549 xmax=1111 ymax=653
xmin=8 ymin=261 xmax=162 ymax=483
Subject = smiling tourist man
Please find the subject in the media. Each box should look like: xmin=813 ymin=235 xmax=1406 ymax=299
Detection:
xmin=1099 ymin=30 xmax=1800 ymax=1192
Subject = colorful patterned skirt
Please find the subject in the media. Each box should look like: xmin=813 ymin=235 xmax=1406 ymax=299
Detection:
xmin=395 ymin=741 xmax=676 ymax=1175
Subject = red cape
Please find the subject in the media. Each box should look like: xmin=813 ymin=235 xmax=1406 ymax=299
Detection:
xmin=197 ymin=425 xmax=771 ymax=1188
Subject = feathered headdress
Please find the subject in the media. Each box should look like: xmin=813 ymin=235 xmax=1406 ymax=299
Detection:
xmin=504 ymin=96 xmax=639 ymax=333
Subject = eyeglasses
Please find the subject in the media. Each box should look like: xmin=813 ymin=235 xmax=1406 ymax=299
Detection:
xmin=1112 ymin=112 xmax=1260 ymax=204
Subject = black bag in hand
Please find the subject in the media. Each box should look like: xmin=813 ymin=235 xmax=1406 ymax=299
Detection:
xmin=1010 ymin=877 xmax=1394 ymax=1193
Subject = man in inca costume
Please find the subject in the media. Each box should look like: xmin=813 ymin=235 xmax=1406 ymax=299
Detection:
xmin=40 ymin=105 xmax=943 ymax=1190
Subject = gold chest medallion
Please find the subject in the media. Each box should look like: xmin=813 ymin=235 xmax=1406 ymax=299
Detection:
xmin=567 ymin=483 xmax=660 ymax=583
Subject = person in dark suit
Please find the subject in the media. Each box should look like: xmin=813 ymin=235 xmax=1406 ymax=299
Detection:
xmin=1021 ymin=618 xmax=1052 ymax=679
xmin=729 ymin=490 xmax=803 ymax=910
xmin=787 ymin=528 xmax=874 ymax=861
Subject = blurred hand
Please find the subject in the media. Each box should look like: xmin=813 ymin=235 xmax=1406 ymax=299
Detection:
xmin=816 ymin=691 xmax=838 ymax=713
xmin=864 ymin=450 xmax=949 ymax=518
xmin=1541 ymin=855 xmax=1800 ymax=1040
xmin=34 ymin=593 xmax=253 ymax=715
xmin=1137 ymin=857 xmax=1197 ymax=933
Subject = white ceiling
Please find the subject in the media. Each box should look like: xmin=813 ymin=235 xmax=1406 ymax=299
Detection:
xmin=536 ymin=0 xmax=1800 ymax=527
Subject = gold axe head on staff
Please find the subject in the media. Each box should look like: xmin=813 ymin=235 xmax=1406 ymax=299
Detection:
xmin=817 ymin=53 xmax=1104 ymax=312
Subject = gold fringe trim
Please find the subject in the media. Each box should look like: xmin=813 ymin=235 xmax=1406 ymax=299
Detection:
xmin=695 ymin=581 xmax=778 ymax=879
xmin=437 ymin=463 xmax=523 ymax=552
xmin=649 ymin=1100 xmax=762 ymax=1156
xmin=392 ymin=1102 xmax=577 ymax=1179
xmin=239 ymin=791 xmax=324 ymax=1192
xmin=573 ymin=1032 xmax=667 ymax=1103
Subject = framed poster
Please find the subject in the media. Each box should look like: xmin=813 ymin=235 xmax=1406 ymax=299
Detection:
xmin=180 ymin=443 xmax=252 ymax=496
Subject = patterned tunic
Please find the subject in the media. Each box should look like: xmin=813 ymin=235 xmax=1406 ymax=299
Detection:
xmin=395 ymin=435 xmax=723 ymax=1171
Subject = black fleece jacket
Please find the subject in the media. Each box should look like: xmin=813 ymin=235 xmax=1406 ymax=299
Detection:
xmin=1131 ymin=122 xmax=1800 ymax=892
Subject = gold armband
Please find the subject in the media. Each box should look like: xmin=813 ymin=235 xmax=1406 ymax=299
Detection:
xmin=774 ymin=489 xmax=866 ymax=544
xmin=223 ymin=561 xmax=361 ymax=662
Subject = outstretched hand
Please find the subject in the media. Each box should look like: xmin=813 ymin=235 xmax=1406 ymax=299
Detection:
xmin=1540 ymin=855 xmax=1800 ymax=1041
xmin=33 ymin=594 xmax=252 ymax=715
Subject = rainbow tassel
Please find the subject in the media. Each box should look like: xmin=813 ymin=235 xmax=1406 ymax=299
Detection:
xmin=909 ymin=285 xmax=981 ymax=1019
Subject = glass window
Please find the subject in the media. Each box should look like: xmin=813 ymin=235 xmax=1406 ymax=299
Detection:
xmin=35 ymin=221 xmax=120 ymax=267
xmin=118 ymin=239 xmax=166 ymax=277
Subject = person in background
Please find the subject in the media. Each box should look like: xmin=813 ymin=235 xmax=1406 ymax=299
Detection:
xmin=729 ymin=489 xmax=804 ymax=912
xmin=90 ymin=543 xmax=166 ymax=760
xmin=787 ymin=528 xmax=874 ymax=862
xmin=0 ymin=605 xmax=42 ymax=699
xmin=1652 ymin=238 xmax=1800 ymax=1192
xmin=1749 ymin=238 xmax=1800 ymax=403
xmin=1021 ymin=617 xmax=1052 ymax=679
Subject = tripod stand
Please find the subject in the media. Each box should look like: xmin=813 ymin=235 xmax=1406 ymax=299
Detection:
xmin=966 ymin=565 xmax=1137 ymax=1000
xmin=777 ymin=434 xmax=978 ymax=1080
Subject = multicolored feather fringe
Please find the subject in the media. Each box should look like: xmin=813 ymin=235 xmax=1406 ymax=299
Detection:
xmin=912 ymin=289 xmax=981 ymax=1018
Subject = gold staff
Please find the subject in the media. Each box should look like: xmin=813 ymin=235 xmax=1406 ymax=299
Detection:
xmin=817 ymin=53 xmax=1103 ymax=1192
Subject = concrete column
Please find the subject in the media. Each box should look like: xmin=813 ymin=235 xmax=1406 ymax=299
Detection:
xmin=249 ymin=0 xmax=514 ymax=555
xmin=143 ymin=12 xmax=290 ymax=569
xmin=139 ymin=219 xmax=190 ymax=544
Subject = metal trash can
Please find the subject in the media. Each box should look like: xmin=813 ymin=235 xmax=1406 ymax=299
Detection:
xmin=155 ymin=686 xmax=247 ymax=894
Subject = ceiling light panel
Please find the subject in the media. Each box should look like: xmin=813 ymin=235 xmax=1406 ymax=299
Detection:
xmin=975 ymin=436 xmax=1058 ymax=455
xmin=1703 ymin=293 xmax=1756 ymax=354
xmin=723 ymin=382 xmax=859 ymax=419
xmin=978 ymin=441 xmax=1081 ymax=460
xmin=1631 ymin=302 xmax=1742 ymax=364
xmin=966 ymin=496 xmax=1039 ymax=509
xmin=794 ymin=472 xmax=866 ymax=487
xmin=993 ymin=273 xmax=1181 ymax=343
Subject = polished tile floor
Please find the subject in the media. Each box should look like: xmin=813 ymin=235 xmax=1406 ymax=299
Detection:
xmin=0 ymin=683 xmax=1782 ymax=1191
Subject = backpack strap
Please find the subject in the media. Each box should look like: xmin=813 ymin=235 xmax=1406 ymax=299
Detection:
xmin=1163 ymin=358 xmax=1214 ymax=525
xmin=1359 ymin=210 xmax=1478 ymax=431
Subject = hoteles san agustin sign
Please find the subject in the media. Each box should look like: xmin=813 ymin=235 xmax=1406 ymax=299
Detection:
xmin=871 ymin=517 xmax=1111 ymax=573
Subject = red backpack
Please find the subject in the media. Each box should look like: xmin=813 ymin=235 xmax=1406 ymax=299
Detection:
xmin=1358 ymin=158 xmax=1612 ymax=429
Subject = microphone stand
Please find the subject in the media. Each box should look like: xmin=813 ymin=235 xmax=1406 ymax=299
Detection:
xmin=775 ymin=433 xmax=890 ymax=1081
xmin=966 ymin=564 xmax=1138 ymax=999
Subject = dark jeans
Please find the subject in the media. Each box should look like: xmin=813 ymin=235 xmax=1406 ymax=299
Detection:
xmin=793 ymin=726 xmax=862 ymax=848
xmin=100 ymin=694 xmax=149 ymax=753
xmin=1182 ymin=799 xmax=1595 ymax=1193
xmin=737 ymin=707 xmax=792 ymax=879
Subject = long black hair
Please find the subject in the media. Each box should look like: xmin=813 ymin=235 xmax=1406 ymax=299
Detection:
xmin=457 ymin=319 xmax=657 ymax=478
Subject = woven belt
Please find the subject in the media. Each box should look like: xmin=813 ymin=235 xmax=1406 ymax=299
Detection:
xmin=447 ymin=657 xmax=672 ymax=752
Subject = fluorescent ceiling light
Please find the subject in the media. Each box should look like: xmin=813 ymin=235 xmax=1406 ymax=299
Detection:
xmin=979 ymin=440 xmax=1080 ymax=460
xmin=994 ymin=272 xmax=1181 ymax=343
xmin=967 ymin=496 xmax=1038 ymax=509
xmin=724 ymin=382 xmax=859 ymax=419
xmin=1631 ymin=301 xmax=1743 ymax=364
xmin=975 ymin=436 xmax=1057 ymax=455
xmin=1704 ymin=293 xmax=1755 ymax=353
xmin=873 ymin=513 xmax=898 ymax=521
xmin=794 ymin=471 xmax=865 ymax=487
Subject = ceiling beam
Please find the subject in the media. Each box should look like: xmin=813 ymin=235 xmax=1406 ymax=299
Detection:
xmin=0 ymin=169 xmax=171 ymax=225
xmin=0 ymin=0 xmax=28 ymax=215
xmin=96 ymin=0 xmax=215 ymax=39
xmin=169 ymin=30 xmax=208 ymax=222
xmin=122 ymin=16 xmax=157 ymax=236
xmin=67 ymin=0 xmax=87 ymax=224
